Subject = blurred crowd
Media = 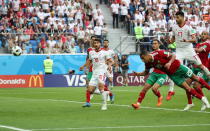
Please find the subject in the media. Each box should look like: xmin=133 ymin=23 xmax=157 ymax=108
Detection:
xmin=0 ymin=0 xmax=108 ymax=54
xmin=109 ymin=0 xmax=210 ymax=51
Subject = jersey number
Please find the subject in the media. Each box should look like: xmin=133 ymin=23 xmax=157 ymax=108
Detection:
xmin=178 ymin=32 xmax=183 ymax=37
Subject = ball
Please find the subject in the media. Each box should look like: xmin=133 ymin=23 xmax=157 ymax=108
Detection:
xmin=12 ymin=46 xmax=22 ymax=56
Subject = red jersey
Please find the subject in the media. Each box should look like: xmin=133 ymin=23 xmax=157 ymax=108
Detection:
xmin=145 ymin=50 xmax=181 ymax=75
xmin=195 ymin=42 xmax=210 ymax=67
xmin=87 ymin=47 xmax=94 ymax=72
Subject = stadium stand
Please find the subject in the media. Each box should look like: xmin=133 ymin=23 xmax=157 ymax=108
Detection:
xmin=0 ymin=0 xmax=107 ymax=54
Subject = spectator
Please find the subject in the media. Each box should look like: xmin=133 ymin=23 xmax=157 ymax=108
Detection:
xmin=134 ymin=22 xmax=144 ymax=52
xmin=120 ymin=2 xmax=128 ymax=27
xmin=94 ymin=22 xmax=102 ymax=41
xmin=111 ymin=1 xmax=119 ymax=28
xmin=120 ymin=55 xmax=129 ymax=86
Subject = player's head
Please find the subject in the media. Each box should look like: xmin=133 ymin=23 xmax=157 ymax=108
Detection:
xmin=103 ymin=40 xmax=109 ymax=48
xmin=140 ymin=50 xmax=151 ymax=63
xmin=201 ymin=31 xmax=209 ymax=41
xmin=152 ymin=39 xmax=161 ymax=50
xmin=94 ymin=39 xmax=101 ymax=49
xmin=175 ymin=11 xmax=184 ymax=25
xmin=90 ymin=36 xmax=96 ymax=47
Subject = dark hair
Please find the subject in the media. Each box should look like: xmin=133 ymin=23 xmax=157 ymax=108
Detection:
xmin=140 ymin=50 xmax=149 ymax=57
xmin=104 ymin=39 xmax=109 ymax=42
xmin=175 ymin=11 xmax=184 ymax=17
xmin=94 ymin=39 xmax=101 ymax=43
xmin=152 ymin=39 xmax=161 ymax=44
xmin=91 ymin=35 xmax=96 ymax=39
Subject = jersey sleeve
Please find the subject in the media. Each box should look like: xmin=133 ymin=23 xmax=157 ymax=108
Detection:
xmin=188 ymin=25 xmax=196 ymax=36
xmin=171 ymin=26 xmax=175 ymax=37
xmin=106 ymin=51 xmax=112 ymax=60
xmin=89 ymin=51 xmax=93 ymax=60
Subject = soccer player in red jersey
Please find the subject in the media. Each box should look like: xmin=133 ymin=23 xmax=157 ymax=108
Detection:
xmin=132 ymin=39 xmax=170 ymax=108
xmin=184 ymin=31 xmax=210 ymax=111
xmin=132 ymin=50 xmax=210 ymax=109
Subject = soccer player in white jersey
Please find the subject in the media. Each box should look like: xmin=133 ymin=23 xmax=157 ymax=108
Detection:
xmin=171 ymin=11 xmax=210 ymax=78
xmin=84 ymin=39 xmax=114 ymax=110
xmin=102 ymin=40 xmax=119 ymax=103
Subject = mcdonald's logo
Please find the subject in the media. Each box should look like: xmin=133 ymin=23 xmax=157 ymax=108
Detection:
xmin=29 ymin=75 xmax=43 ymax=87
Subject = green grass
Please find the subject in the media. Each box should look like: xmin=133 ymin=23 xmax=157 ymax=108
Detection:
xmin=0 ymin=86 xmax=209 ymax=131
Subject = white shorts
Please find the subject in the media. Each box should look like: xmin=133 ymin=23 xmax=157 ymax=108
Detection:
xmin=89 ymin=72 xmax=107 ymax=87
xmin=176 ymin=47 xmax=202 ymax=65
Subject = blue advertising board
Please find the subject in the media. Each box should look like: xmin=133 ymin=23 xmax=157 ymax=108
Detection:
xmin=0 ymin=54 xmax=144 ymax=75
xmin=44 ymin=74 xmax=86 ymax=87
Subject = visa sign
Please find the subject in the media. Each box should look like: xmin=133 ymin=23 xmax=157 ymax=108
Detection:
xmin=63 ymin=75 xmax=86 ymax=87
xmin=44 ymin=74 xmax=86 ymax=87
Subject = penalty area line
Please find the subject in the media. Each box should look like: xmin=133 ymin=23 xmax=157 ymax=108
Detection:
xmin=30 ymin=123 xmax=210 ymax=130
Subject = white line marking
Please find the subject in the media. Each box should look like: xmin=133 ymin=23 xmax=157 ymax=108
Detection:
xmin=0 ymin=92 xmax=57 ymax=95
xmin=47 ymin=99 xmax=210 ymax=114
xmin=1 ymin=97 xmax=210 ymax=114
xmin=30 ymin=124 xmax=210 ymax=130
xmin=0 ymin=124 xmax=31 ymax=131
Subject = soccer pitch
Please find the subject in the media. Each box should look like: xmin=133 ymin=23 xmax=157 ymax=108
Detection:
xmin=0 ymin=86 xmax=209 ymax=131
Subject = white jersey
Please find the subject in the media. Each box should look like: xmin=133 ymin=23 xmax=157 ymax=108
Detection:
xmin=172 ymin=24 xmax=195 ymax=48
xmin=103 ymin=48 xmax=116 ymax=60
xmin=89 ymin=49 xmax=111 ymax=73
xmin=103 ymin=48 xmax=116 ymax=78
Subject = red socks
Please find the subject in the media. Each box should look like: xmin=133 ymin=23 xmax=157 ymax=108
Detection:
xmin=137 ymin=92 xmax=146 ymax=103
xmin=86 ymin=90 xmax=91 ymax=103
xmin=195 ymin=85 xmax=204 ymax=96
xmin=186 ymin=91 xmax=193 ymax=104
xmin=152 ymin=90 xmax=161 ymax=97
xmin=198 ymin=77 xmax=210 ymax=90
xmin=189 ymin=88 xmax=203 ymax=99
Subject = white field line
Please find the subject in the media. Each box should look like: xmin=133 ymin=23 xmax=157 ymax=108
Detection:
xmin=0 ymin=124 xmax=31 ymax=131
xmin=46 ymin=99 xmax=210 ymax=114
xmin=0 ymin=92 xmax=57 ymax=94
xmin=2 ymin=97 xmax=209 ymax=114
xmin=30 ymin=123 xmax=210 ymax=131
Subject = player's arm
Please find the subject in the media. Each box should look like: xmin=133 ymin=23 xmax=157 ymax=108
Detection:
xmin=107 ymin=58 xmax=114 ymax=72
xmin=182 ymin=34 xmax=196 ymax=43
xmin=80 ymin=59 xmax=91 ymax=71
xmin=133 ymin=69 xmax=149 ymax=76
xmin=195 ymin=45 xmax=207 ymax=53
xmin=164 ymin=52 xmax=176 ymax=70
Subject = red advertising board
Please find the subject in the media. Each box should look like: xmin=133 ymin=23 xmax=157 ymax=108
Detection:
xmin=0 ymin=75 xmax=44 ymax=88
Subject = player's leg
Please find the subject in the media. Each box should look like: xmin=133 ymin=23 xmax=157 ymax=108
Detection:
xmin=190 ymin=74 xmax=210 ymax=90
xmin=131 ymin=83 xmax=152 ymax=109
xmin=152 ymin=83 xmax=163 ymax=107
xmin=169 ymin=66 xmax=210 ymax=109
xmin=183 ymin=78 xmax=194 ymax=111
xmin=86 ymin=72 xmax=94 ymax=101
xmin=193 ymin=82 xmax=207 ymax=111
xmin=105 ymin=69 xmax=115 ymax=103
xmin=187 ymin=51 xmax=210 ymax=78
xmin=83 ymin=73 xmax=95 ymax=107
xmin=151 ymin=73 xmax=166 ymax=107
xmin=132 ymin=73 xmax=155 ymax=109
xmin=83 ymin=85 xmax=96 ymax=107
xmin=98 ymin=73 xmax=108 ymax=110
xmin=166 ymin=78 xmax=175 ymax=101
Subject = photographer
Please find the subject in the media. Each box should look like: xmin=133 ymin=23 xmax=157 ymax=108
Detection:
xmin=120 ymin=55 xmax=129 ymax=86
